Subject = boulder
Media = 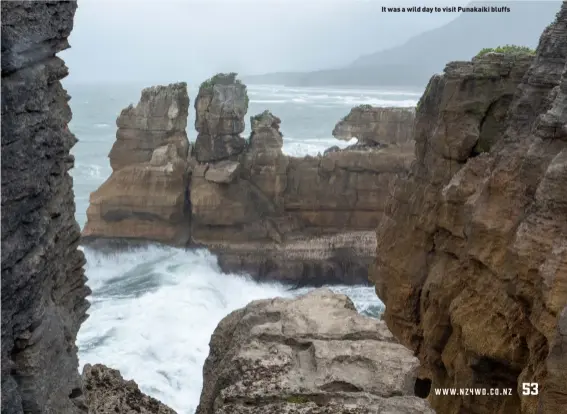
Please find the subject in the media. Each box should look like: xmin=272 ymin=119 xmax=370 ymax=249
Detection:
xmin=82 ymin=364 xmax=176 ymax=414
xmin=205 ymin=160 xmax=241 ymax=184
xmin=196 ymin=289 xmax=434 ymax=414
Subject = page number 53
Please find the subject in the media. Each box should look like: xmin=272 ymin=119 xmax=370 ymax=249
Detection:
xmin=522 ymin=383 xmax=539 ymax=395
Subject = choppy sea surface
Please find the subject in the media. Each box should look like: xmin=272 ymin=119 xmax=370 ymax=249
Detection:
xmin=67 ymin=82 xmax=420 ymax=413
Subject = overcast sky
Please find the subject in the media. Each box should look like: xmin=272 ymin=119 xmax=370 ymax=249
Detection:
xmin=61 ymin=0 xmax=480 ymax=84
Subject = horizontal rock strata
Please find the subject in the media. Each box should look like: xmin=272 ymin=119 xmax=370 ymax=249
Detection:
xmin=82 ymin=83 xmax=191 ymax=246
xmin=82 ymin=75 xmax=415 ymax=285
xmin=196 ymin=288 xmax=434 ymax=414
xmin=332 ymin=106 xmax=415 ymax=146
xmin=1 ymin=2 xmax=91 ymax=412
xmin=370 ymin=6 xmax=567 ymax=414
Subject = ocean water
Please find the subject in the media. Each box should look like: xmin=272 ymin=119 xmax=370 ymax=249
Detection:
xmin=67 ymin=82 xmax=420 ymax=413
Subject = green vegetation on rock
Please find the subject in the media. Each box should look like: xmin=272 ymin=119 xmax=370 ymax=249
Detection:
xmin=475 ymin=44 xmax=535 ymax=58
xmin=200 ymin=72 xmax=240 ymax=91
xmin=251 ymin=109 xmax=270 ymax=124
xmin=286 ymin=395 xmax=311 ymax=404
xmin=416 ymin=80 xmax=432 ymax=111
xmin=357 ymin=104 xmax=373 ymax=110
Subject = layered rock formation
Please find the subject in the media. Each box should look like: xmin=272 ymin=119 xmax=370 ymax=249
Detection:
xmin=332 ymin=105 xmax=415 ymax=147
xmin=82 ymin=83 xmax=191 ymax=246
xmin=193 ymin=73 xmax=248 ymax=162
xmin=190 ymin=103 xmax=414 ymax=285
xmin=83 ymin=74 xmax=415 ymax=285
xmin=196 ymin=288 xmax=434 ymax=414
xmin=1 ymin=2 xmax=91 ymax=412
xmin=82 ymin=364 xmax=177 ymax=414
xmin=369 ymin=6 xmax=567 ymax=414
xmin=1 ymin=3 xmax=179 ymax=414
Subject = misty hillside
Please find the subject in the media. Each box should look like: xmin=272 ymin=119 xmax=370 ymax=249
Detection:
xmin=242 ymin=1 xmax=560 ymax=89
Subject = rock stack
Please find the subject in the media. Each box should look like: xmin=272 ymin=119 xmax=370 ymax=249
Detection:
xmin=82 ymin=83 xmax=192 ymax=246
xmin=193 ymin=73 xmax=249 ymax=162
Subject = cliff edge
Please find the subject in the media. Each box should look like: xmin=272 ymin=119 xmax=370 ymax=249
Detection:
xmin=1 ymin=2 xmax=178 ymax=413
xmin=370 ymin=5 xmax=567 ymax=414
xmin=1 ymin=2 xmax=90 ymax=411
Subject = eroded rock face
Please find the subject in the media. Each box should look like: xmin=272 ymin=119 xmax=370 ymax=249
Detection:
xmin=332 ymin=106 xmax=415 ymax=146
xmin=190 ymin=109 xmax=414 ymax=285
xmin=196 ymin=289 xmax=434 ymax=414
xmin=193 ymin=73 xmax=248 ymax=162
xmin=1 ymin=2 xmax=91 ymax=412
xmin=82 ymin=364 xmax=177 ymax=414
xmin=82 ymin=83 xmax=191 ymax=246
xmin=83 ymin=80 xmax=415 ymax=285
xmin=370 ymin=6 xmax=567 ymax=414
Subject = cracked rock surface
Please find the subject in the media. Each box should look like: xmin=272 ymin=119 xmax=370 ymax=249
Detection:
xmin=196 ymin=289 xmax=434 ymax=414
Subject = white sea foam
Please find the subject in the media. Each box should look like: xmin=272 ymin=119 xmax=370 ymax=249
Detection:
xmin=71 ymin=83 xmax=395 ymax=414
xmin=77 ymin=246 xmax=382 ymax=413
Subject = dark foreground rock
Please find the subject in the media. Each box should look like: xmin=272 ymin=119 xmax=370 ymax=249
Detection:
xmin=1 ymin=2 xmax=91 ymax=412
xmin=196 ymin=289 xmax=434 ymax=414
xmin=370 ymin=5 xmax=567 ymax=414
xmin=82 ymin=364 xmax=177 ymax=414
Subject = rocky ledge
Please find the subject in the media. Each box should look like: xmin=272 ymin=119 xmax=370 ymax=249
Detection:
xmin=82 ymin=364 xmax=176 ymax=414
xmin=82 ymin=75 xmax=415 ymax=286
xmin=196 ymin=288 xmax=434 ymax=414
xmin=370 ymin=5 xmax=567 ymax=414
xmin=332 ymin=105 xmax=415 ymax=147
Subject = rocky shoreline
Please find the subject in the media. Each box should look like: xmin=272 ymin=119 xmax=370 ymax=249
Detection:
xmin=2 ymin=1 xmax=566 ymax=414
xmin=80 ymin=74 xmax=416 ymax=286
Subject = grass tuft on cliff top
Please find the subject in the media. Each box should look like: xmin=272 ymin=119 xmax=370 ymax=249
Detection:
xmin=475 ymin=44 xmax=535 ymax=58
xmin=200 ymin=72 xmax=243 ymax=91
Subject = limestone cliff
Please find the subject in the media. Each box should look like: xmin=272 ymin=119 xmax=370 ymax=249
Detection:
xmin=1 ymin=1 xmax=90 ymax=411
xmin=196 ymin=289 xmax=434 ymax=414
xmin=369 ymin=6 xmax=567 ymax=414
xmin=332 ymin=105 xmax=415 ymax=147
xmin=82 ymin=83 xmax=191 ymax=246
xmin=1 ymin=3 xmax=179 ymax=413
xmin=190 ymin=100 xmax=414 ymax=285
xmin=82 ymin=74 xmax=415 ymax=285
